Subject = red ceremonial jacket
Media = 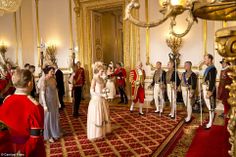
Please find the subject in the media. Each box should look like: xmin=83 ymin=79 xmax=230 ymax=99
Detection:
xmin=218 ymin=67 xmax=232 ymax=101
xmin=73 ymin=67 xmax=85 ymax=87
xmin=0 ymin=93 xmax=45 ymax=157
xmin=112 ymin=67 xmax=127 ymax=87
xmin=129 ymin=69 xmax=146 ymax=98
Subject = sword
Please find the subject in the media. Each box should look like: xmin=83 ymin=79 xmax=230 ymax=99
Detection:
xmin=199 ymin=75 xmax=203 ymax=126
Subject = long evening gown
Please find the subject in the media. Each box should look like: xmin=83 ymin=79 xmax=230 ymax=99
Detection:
xmin=39 ymin=77 xmax=61 ymax=140
xmin=87 ymin=79 xmax=111 ymax=140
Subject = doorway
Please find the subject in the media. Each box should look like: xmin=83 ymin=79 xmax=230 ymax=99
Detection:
xmin=91 ymin=7 xmax=123 ymax=65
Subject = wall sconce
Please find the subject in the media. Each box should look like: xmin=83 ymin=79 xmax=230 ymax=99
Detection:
xmin=0 ymin=41 xmax=7 ymax=57
xmin=45 ymin=43 xmax=57 ymax=65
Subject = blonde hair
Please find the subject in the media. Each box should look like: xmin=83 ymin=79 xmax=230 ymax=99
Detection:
xmin=92 ymin=61 xmax=104 ymax=74
xmin=12 ymin=69 xmax=32 ymax=88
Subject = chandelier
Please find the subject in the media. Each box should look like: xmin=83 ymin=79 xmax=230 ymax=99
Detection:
xmin=124 ymin=0 xmax=236 ymax=37
xmin=0 ymin=0 xmax=23 ymax=15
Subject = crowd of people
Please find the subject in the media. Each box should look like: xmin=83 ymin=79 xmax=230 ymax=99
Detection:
xmin=0 ymin=53 xmax=233 ymax=156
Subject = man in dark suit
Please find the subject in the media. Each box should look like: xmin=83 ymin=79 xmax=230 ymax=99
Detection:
xmin=54 ymin=64 xmax=65 ymax=109
xmin=29 ymin=65 xmax=36 ymax=98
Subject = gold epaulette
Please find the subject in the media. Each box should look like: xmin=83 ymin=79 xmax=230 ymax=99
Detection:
xmin=27 ymin=95 xmax=39 ymax=106
xmin=3 ymin=95 xmax=11 ymax=103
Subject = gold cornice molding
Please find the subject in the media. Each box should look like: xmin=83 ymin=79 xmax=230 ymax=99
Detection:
xmin=193 ymin=1 xmax=236 ymax=21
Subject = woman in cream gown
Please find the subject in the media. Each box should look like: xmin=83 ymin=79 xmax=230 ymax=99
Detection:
xmin=106 ymin=66 xmax=116 ymax=101
xmin=87 ymin=62 xmax=111 ymax=140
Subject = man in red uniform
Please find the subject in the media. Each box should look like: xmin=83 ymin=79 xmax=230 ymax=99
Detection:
xmin=0 ymin=69 xmax=45 ymax=156
xmin=73 ymin=61 xmax=85 ymax=118
xmin=129 ymin=62 xmax=146 ymax=115
xmin=218 ymin=59 xmax=232 ymax=120
xmin=112 ymin=62 xmax=128 ymax=104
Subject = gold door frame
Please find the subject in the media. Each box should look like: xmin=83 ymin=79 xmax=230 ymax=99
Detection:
xmin=78 ymin=0 xmax=140 ymax=81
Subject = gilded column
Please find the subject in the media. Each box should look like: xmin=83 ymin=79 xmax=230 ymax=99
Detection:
xmin=145 ymin=0 xmax=150 ymax=65
xmin=123 ymin=0 xmax=139 ymax=69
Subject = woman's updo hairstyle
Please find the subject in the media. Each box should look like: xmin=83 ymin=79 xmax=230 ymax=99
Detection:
xmin=92 ymin=62 xmax=104 ymax=74
xmin=43 ymin=65 xmax=55 ymax=74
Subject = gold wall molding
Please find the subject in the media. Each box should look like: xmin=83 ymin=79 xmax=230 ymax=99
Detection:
xmin=13 ymin=7 xmax=23 ymax=66
xmin=34 ymin=0 xmax=41 ymax=67
xmin=124 ymin=0 xmax=140 ymax=69
xmin=203 ymin=20 xmax=207 ymax=55
xmin=69 ymin=0 xmax=74 ymax=49
xmin=14 ymin=12 xmax=19 ymax=65
xmin=73 ymin=0 xmax=82 ymax=64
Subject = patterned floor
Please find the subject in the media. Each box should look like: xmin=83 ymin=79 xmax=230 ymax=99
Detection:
xmin=45 ymin=103 xmax=184 ymax=157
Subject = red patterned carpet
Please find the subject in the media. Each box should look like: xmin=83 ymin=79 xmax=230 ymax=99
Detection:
xmin=45 ymin=103 xmax=184 ymax=157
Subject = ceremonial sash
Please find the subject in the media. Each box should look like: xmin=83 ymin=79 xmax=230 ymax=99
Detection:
xmin=203 ymin=65 xmax=215 ymax=79
xmin=183 ymin=72 xmax=188 ymax=85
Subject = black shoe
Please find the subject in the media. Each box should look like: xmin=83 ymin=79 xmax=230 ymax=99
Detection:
xmin=118 ymin=101 xmax=124 ymax=104
xmin=171 ymin=116 xmax=175 ymax=119
xmin=184 ymin=119 xmax=192 ymax=124
xmin=130 ymin=110 xmax=133 ymax=113
xmin=139 ymin=112 xmax=144 ymax=115
xmin=73 ymin=113 xmax=79 ymax=118
xmin=204 ymin=125 xmax=211 ymax=130
xmin=73 ymin=115 xmax=78 ymax=118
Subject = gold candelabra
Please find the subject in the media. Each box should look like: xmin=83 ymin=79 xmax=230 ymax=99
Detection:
xmin=124 ymin=0 xmax=196 ymax=37
xmin=166 ymin=35 xmax=182 ymax=66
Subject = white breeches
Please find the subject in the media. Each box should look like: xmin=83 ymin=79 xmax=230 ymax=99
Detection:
xmin=181 ymin=86 xmax=192 ymax=121
xmin=202 ymin=84 xmax=214 ymax=127
xmin=202 ymin=84 xmax=211 ymax=111
xmin=154 ymin=84 xmax=164 ymax=112
xmin=167 ymin=84 xmax=176 ymax=116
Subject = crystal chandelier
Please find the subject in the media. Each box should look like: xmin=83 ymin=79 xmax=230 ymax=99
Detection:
xmin=124 ymin=0 xmax=236 ymax=37
xmin=0 ymin=0 xmax=23 ymax=15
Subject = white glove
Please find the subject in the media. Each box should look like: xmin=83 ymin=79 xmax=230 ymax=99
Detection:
xmin=90 ymin=89 xmax=102 ymax=97
xmin=40 ymin=91 xmax=48 ymax=111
